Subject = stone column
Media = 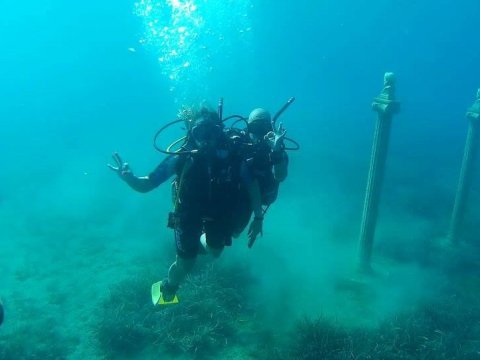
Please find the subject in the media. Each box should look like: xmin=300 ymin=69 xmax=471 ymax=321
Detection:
xmin=447 ymin=89 xmax=480 ymax=244
xmin=358 ymin=72 xmax=400 ymax=272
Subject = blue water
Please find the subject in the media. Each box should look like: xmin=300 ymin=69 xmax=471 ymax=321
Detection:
xmin=1 ymin=1 xmax=479 ymax=359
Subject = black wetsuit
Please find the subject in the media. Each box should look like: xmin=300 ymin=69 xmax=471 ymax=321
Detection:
xmin=149 ymin=137 xmax=245 ymax=258
xmin=232 ymin=136 xmax=289 ymax=236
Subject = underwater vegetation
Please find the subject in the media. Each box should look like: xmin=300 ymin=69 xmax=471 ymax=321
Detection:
xmin=1 ymin=249 xmax=480 ymax=359
xmin=0 ymin=314 xmax=71 ymax=360
xmin=90 ymin=255 xmax=480 ymax=360
xmin=256 ymin=276 xmax=480 ymax=360
xmin=5 ymin=252 xmax=480 ymax=360
xmin=93 ymin=261 xmax=257 ymax=359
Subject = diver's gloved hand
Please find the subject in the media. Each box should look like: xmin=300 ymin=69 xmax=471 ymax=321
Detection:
xmin=265 ymin=122 xmax=287 ymax=151
xmin=247 ymin=217 xmax=263 ymax=248
xmin=107 ymin=152 xmax=134 ymax=180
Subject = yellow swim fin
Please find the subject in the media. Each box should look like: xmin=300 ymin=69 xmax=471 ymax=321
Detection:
xmin=151 ymin=281 xmax=179 ymax=306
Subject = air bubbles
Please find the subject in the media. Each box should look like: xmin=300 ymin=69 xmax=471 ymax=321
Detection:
xmin=134 ymin=0 xmax=253 ymax=100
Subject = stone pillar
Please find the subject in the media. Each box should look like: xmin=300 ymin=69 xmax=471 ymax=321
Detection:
xmin=447 ymin=89 xmax=480 ymax=244
xmin=358 ymin=72 xmax=400 ymax=272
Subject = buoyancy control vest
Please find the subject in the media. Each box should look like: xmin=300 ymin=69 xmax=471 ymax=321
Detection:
xmin=172 ymin=137 xmax=243 ymax=219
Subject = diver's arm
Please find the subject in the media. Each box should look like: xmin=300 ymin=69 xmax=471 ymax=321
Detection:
xmin=146 ymin=155 xmax=178 ymax=188
xmin=121 ymin=173 xmax=157 ymax=193
xmin=240 ymin=161 xmax=263 ymax=247
xmin=246 ymin=178 xmax=264 ymax=248
xmin=240 ymin=161 xmax=263 ymax=219
xmin=108 ymin=152 xmax=177 ymax=193
xmin=272 ymin=150 xmax=288 ymax=182
xmin=266 ymin=122 xmax=288 ymax=182
xmin=247 ymin=179 xmax=263 ymax=219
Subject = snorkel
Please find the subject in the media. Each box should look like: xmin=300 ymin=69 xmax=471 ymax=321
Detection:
xmin=272 ymin=97 xmax=295 ymax=128
xmin=271 ymin=97 xmax=299 ymax=150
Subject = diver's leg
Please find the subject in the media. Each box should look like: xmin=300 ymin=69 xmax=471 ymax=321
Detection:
xmin=232 ymin=187 xmax=252 ymax=238
xmin=167 ymin=255 xmax=196 ymax=286
xmin=162 ymin=212 xmax=202 ymax=300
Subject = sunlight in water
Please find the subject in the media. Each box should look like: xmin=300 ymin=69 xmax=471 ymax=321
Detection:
xmin=134 ymin=0 xmax=252 ymax=100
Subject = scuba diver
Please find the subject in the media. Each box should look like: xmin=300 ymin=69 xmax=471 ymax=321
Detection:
xmin=230 ymin=107 xmax=290 ymax=247
xmin=109 ymin=98 xmax=298 ymax=305
xmin=109 ymin=106 xmax=249 ymax=305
